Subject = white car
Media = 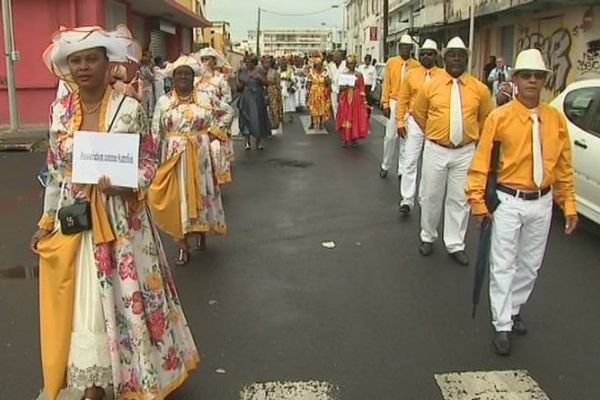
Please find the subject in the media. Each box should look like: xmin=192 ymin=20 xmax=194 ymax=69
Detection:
xmin=550 ymin=79 xmax=600 ymax=225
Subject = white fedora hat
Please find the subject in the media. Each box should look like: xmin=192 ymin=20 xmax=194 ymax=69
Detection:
xmin=442 ymin=36 xmax=470 ymax=56
xmin=42 ymin=25 xmax=141 ymax=82
xmin=512 ymin=48 xmax=550 ymax=72
xmin=420 ymin=39 xmax=439 ymax=53
xmin=399 ymin=34 xmax=414 ymax=46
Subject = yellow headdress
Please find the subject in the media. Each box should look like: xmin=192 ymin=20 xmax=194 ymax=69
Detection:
xmin=346 ymin=54 xmax=358 ymax=63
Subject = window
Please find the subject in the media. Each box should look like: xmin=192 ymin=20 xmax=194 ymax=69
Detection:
xmin=500 ymin=25 xmax=514 ymax=67
xmin=564 ymin=87 xmax=600 ymax=136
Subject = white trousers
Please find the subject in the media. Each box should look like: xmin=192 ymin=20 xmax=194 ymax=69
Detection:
xmin=419 ymin=140 xmax=474 ymax=252
xmin=381 ymin=99 xmax=406 ymax=175
xmin=331 ymin=92 xmax=339 ymax=119
xmin=490 ymin=190 xmax=553 ymax=332
xmin=400 ymin=115 xmax=425 ymax=208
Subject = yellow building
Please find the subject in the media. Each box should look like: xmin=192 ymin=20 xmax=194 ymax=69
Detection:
xmin=200 ymin=21 xmax=232 ymax=55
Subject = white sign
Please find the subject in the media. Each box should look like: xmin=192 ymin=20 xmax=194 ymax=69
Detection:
xmin=72 ymin=131 xmax=139 ymax=188
xmin=338 ymin=73 xmax=357 ymax=87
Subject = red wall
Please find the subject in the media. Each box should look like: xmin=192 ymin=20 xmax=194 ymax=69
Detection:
xmin=0 ymin=0 xmax=187 ymax=126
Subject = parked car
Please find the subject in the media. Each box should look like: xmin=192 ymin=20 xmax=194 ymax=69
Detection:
xmin=371 ymin=62 xmax=385 ymax=107
xmin=550 ymin=79 xmax=600 ymax=225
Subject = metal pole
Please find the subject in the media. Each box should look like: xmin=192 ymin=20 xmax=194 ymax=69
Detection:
xmin=256 ymin=7 xmax=261 ymax=57
xmin=2 ymin=0 xmax=19 ymax=131
xmin=383 ymin=0 xmax=389 ymax=60
xmin=468 ymin=0 xmax=475 ymax=73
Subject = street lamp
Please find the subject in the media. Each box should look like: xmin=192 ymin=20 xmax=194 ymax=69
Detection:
xmin=2 ymin=0 xmax=19 ymax=131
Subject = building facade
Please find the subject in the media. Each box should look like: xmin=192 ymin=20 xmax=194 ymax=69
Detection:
xmin=249 ymin=28 xmax=339 ymax=57
xmin=199 ymin=21 xmax=232 ymax=55
xmin=409 ymin=0 xmax=599 ymax=101
xmin=0 ymin=0 xmax=210 ymax=126
xmin=345 ymin=0 xmax=384 ymax=61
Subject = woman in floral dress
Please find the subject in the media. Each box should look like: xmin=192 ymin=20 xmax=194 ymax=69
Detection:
xmin=194 ymin=47 xmax=235 ymax=185
xmin=148 ymin=55 xmax=233 ymax=265
xmin=262 ymin=56 xmax=283 ymax=135
xmin=31 ymin=25 xmax=198 ymax=400
xmin=307 ymin=57 xmax=331 ymax=130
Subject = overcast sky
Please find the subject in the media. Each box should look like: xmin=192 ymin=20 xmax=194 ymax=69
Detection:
xmin=206 ymin=0 xmax=344 ymax=41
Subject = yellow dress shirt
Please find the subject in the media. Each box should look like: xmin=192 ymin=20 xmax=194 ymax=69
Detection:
xmin=395 ymin=66 xmax=443 ymax=128
xmin=466 ymin=99 xmax=577 ymax=216
xmin=412 ymin=70 xmax=492 ymax=146
xmin=380 ymin=56 xmax=419 ymax=109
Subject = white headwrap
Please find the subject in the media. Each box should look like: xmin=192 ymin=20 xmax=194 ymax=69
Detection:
xmin=164 ymin=55 xmax=202 ymax=77
xmin=42 ymin=25 xmax=142 ymax=86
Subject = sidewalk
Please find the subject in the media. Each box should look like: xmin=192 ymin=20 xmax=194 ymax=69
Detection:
xmin=0 ymin=124 xmax=47 ymax=151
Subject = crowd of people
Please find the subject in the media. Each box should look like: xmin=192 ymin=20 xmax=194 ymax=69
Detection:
xmin=26 ymin=21 xmax=580 ymax=400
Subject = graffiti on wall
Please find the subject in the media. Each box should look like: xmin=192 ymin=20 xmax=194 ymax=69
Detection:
xmin=517 ymin=28 xmax=572 ymax=93
xmin=576 ymin=40 xmax=600 ymax=76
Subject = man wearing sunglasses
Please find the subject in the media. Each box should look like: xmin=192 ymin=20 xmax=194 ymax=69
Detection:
xmin=395 ymin=39 xmax=443 ymax=216
xmin=466 ymin=49 xmax=578 ymax=356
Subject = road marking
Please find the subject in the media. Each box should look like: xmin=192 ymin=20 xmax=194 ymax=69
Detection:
xmin=300 ymin=115 xmax=329 ymax=135
xmin=240 ymin=381 xmax=338 ymax=400
xmin=435 ymin=370 xmax=551 ymax=399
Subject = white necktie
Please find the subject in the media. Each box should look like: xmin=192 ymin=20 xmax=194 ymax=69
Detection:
xmin=531 ymin=112 xmax=543 ymax=187
xmin=425 ymin=70 xmax=432 ymax=82
xmin=449 ymin=78 xmax=463 ymax=146
xmin=401 ymin=62 xmax=407 ymax=81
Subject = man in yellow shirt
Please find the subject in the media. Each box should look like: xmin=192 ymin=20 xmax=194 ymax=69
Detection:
xmin=466 ymin=49 xmax=578 ymax=356
xmin=395 ymin=39 xmax=443 ymax=215
xmin=379 ymin=34 xmax=419 ymax=179
xmin=412 ymin=36 xmax=492 ymax=265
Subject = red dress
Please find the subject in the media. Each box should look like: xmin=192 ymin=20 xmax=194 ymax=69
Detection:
xmin=335 ymin=73 xmax=369 ymax=141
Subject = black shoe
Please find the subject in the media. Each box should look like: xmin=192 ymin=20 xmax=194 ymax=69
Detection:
xmin=399 ymin=204 xmax=411 ymax=215
xmin=450 ymin=250 xmax=469 ymax=266
xmin=493 ymin=331 xmax=511 ymax=356
xmin=379 ymin=168 xmax=388 ymax=178
xmin=419 ymin=242 xmax=433 ymax=256
xmin=512 ymin=314 xmax=528 ymax=336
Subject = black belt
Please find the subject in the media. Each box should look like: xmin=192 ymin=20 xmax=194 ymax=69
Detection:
xmin=428 ymin=139 xmax=472 ymax=149
xmin=497 ymin=184 xmax=551 ymax=200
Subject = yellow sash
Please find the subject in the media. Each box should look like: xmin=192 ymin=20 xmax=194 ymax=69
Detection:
xmin=37 ymin=185 xmax=118 ymax=399
xmin=148 ymin=133 xmax=201 ymax=241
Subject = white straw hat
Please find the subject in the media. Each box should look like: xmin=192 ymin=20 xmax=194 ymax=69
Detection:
xmin=165 ymin=55 xmax=202 ymax=77
xmin=194 ymin=47 xmax=226 ymax=67
xmin=42 ymin=25 xmax=141 ymax=82
xmin=420 ymin=39 xmax=439 ymax=53
xmin=399 ymin=34 xmax=414 ymax=46
xmin=442 ymin=36 xmax=470 ymax=56
xmin=512 ymin=49 xmax=550 ymax=72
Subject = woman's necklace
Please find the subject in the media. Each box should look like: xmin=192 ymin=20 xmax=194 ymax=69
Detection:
xmin=81 ymin=100 xmax=102 ymax=114
xmin=177 ymin=91 xmax=194 ymax=103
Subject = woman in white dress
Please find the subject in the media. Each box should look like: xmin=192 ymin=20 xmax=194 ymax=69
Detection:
xmin=279 ymin=57 xmax=297 ymax=122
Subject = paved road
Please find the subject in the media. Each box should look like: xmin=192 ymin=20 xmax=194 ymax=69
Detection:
xmin=0 ymin=112 xmax=599 ymax=399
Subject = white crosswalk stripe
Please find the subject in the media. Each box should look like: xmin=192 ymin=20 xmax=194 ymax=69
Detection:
xmin=240 ymin=381 xmax=338 ymax=400
xmin=299 ymin=115 xmax=329 ymax=135
xmin=435 ymin=370 xmax=551 ymax=399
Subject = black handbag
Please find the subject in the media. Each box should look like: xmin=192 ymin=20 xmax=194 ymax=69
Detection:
xmin=58 ymin=200 xmax=92 ymax=235
xmin=57 ymin=95 xmax=127 ymax=235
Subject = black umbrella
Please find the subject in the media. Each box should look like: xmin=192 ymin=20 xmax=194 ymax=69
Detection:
xmin=472 ymin=141 xmax=501 ymax=318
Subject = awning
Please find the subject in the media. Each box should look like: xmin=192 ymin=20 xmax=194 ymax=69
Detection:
xmin=128 ymin=0 xmax=211 ymax=28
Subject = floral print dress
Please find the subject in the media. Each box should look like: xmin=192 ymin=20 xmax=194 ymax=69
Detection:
xmin=195 ymin=70 xmax=235 ymax=185
xmin=36 ymin=88 xmax=199 ymax=400
xmin=150 ymin=90 xmax=233 ymax=238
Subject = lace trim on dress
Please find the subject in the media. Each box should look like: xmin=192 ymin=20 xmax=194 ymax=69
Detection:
xmin=66 ymin=331 xmax=113 ymax=390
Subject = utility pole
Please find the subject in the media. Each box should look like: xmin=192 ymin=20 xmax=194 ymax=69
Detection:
xmin=256 ymin=7 xmax=261 ymax=57
xmin=383 ymin=0 xmax=389 ymax=60
xmin=2 ymin=0 xmax=19 ymax=131
xmin=468 ymin=0 xmax=475 ymax=73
